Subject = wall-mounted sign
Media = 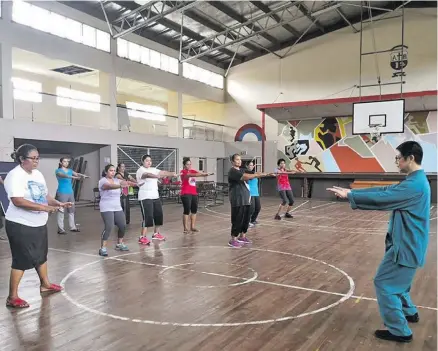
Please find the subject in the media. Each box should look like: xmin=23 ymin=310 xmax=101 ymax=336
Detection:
xmin=390 ymin=45 xmax=408 ymax=78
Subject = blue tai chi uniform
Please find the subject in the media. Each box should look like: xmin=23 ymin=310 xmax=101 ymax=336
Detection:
xmin=347 ymin=170 xmax=430 ymax=337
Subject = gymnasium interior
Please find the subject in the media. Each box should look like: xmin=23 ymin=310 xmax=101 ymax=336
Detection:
xmin=0 ymin=1 xmax=436 ymax=350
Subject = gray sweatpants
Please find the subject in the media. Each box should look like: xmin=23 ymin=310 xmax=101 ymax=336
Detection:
xmin=101 ymin=211 xmax=126 ymax=241
xmin=55 ymin=192 xmax=76 ymax=231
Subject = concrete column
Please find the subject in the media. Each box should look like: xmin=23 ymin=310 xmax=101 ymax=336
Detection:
xmin=0 ymin=42 xmax=13 ymax=120
xmin=99 ymin=71 xmax=117 ymax=130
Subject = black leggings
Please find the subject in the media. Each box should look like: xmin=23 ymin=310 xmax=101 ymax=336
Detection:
xmin=279 ymin=190 xmax=294 ymax=206
xmin=181 ymin=194 xmax=198 ymax=215
xmin=120 ymin=195 xmax=130 ymax=224
xmin=250 ymin=196 xmax=261 ymax=222
xmin=231 ymin=205 xmax=251 ymax=237
xmin=140 ymin=199 xmax=163 ymax=228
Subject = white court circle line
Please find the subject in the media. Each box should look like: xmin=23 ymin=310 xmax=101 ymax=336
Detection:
xmin=60 ymin=246 xmax=355 ymax=327
xmin=157 ymin=262 xmax=258 ymax=289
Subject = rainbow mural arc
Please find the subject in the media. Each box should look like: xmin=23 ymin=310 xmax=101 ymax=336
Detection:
xmin=234 ymin=123 xmax=266 ymax=142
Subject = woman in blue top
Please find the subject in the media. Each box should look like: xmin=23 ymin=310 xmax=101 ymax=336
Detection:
xmin=55 ymin=157 xmax=87 ymax=234
xmin=246 ymin=161 xmax=261 ymax=227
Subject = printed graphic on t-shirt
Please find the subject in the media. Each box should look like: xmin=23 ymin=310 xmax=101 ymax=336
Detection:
xmin=28 ymin=180 xmax=47 ymax=204
xmin=189 ymin=177 xmax=196 ymax=186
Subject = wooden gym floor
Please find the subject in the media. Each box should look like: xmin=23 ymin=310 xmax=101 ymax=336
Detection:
xmin=0 ymin=198 xmax=436 ymax=351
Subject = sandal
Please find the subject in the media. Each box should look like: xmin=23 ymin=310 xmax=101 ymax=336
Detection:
xmin=40 ymin=283 xmax=62 ymax=296
xmin=6 ymin=297 xmax=29 ymax=308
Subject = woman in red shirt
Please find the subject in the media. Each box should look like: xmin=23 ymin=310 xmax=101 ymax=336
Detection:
xmin=180 ymin=158 xmax=213 ymax=233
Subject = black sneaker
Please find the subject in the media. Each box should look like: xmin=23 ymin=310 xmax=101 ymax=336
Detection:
xmin=406 ymin=313 xmax=419 ymax=323
xmin=374 ymin=330 xmax=412 ymax=343
xmin=58 ymin=230 xmax=66 ymax=235
xmin=274 ymin=214 xmax=281 ymax=220
xmin=285 ymin=212 xmax=293 ymax=218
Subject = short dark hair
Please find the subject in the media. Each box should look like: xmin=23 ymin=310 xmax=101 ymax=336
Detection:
xmin=141 ymin=154 xmax=152 ymax=163
xmin=231 ymin=153 xmax=240 ymax=162
xmin=59 ymin=157 xmax=71 ymax=168
xmin=277 ymin=158 xmax=286 ymax=166
xmin=11 ymin=144 xmax=38 ymax=164
xmin=396 ymin=141 xmax=423 ymax=165
xmin=183 ymin=157 xmax=190 ymax=166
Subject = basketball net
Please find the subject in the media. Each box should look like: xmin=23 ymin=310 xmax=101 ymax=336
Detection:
xmin=370 ymin=124 xmax=382 ymax=142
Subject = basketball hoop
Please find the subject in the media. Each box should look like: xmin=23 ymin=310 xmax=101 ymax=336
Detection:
xmin=369 ymin=124 xmax=382 ymax=143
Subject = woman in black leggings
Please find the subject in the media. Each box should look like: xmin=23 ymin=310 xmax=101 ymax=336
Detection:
xmin=180 ymin=157 xmax=213 ymax=233
xmin=116 ymin=163 xmax=137 ymax=224
xmin=228 ymin=154 xmax=271 ymax=248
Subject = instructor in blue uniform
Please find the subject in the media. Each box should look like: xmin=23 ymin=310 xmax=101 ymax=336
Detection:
xmin=327 ymin=141 xmax=430 ymax=343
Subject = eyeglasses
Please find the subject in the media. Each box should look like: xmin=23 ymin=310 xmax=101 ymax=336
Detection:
xmin=26 ymin=156 xmax=40 ymax=162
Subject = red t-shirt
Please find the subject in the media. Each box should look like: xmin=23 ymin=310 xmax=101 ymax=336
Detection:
xmin=275 ymin=168 xmax=291 ymax=191
xmin=180 ymin=169 xmax=198 ymax=195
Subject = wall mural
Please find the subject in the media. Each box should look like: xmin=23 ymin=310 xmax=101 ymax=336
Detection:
xmin=276 ymin=111 xmax=437 ymax=173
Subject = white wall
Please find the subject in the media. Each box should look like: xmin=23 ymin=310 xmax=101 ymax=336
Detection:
xmin=0 ymin=119 xmax=226 ymax=179
xmin=226 ymin=9 xmax=437 ymax=138
xmin=38 ymin=155 xmax=64 ymax=197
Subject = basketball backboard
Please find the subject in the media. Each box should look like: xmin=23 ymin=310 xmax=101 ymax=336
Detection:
xmin=352 ymin=99 xmax=405 ymax=135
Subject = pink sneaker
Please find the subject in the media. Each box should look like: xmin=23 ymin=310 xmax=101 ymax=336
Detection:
xmin=138 ymin=236 xmax=151 ymax=245
xmin=152 ymin=233 xmax=166 ymax=241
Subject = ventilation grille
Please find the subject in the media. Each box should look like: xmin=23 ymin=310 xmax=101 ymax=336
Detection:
xmin=51 ymin=65 xmax=93 ymax=75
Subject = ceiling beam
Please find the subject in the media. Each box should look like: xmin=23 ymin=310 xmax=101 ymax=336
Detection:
xmin=207 ymin=1 xmax=279 ymax=45
xmin=240 ymin=1 xmax=424 ymax=64
xmin=111 ymin=1 xmax=198 ymax=39
xmin=249 ymin=1 xmax=301 ymax=38
xmin=177 ymin=8 xmax=261 ymax=53
xmin=111 ymin=1 xmax=244 ymax=65
xmin=295 ymin=2 xmax=326 ymax=33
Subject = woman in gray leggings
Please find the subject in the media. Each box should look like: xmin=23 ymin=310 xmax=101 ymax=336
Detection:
xmin=98 ymin=164 xmax=136 ymax=257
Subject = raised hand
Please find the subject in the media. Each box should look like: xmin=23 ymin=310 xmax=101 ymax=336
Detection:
xmin=326 ymin=186 xmax=350 ymax=199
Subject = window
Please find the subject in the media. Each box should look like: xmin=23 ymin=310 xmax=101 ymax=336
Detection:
xmin=116 ymin=38 xmax=178 ymax=75
xmin=12 ymin=1 xmax=110 ymax=52
xmin=82 ymin=25 xmax=97 ymax=48
xmin=12 ymin=77 xmax=42 ymax=103
xmin=182 ymin=63 xmax=224 ymax=89
xmin=126 ymin=102 xmax=166 ymax=122
xmin=56 ymin=87 xmax=101 ymax=112
xmin=198 ymin=158 xmax=206 ymax=172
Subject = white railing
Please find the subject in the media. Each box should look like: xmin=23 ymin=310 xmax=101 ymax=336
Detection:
xmin=10 ymin=91 xmax=235 ymax=141
xmin=13 ymin=92 xmax=111 ymax=129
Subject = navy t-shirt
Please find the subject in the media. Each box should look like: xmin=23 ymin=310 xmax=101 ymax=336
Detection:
xmin=228 ymin=167 xmax=250 ymax=207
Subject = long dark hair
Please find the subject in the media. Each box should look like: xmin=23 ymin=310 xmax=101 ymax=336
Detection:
xmin=11 ymin=144 xmax=38 ymax=164
xmin=244 ymin=161 xmax=255 ymax=174
xmin=102 ymin=164 xmax=115 ymax=177
xmin=183 ymin=157 xmax=190 ymax=166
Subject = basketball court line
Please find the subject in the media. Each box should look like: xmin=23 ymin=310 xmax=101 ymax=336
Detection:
xmin=49 ymin=246 xmax=437 ymax=312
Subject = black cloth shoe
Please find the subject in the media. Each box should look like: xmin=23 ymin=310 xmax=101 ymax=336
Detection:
xmin=406 ymin=313 xmax=419 ymax=323
xmin=374 ymin=330 xmax=412 ymax=343
xmin=285 ymin=212 xmax=293 ymax=218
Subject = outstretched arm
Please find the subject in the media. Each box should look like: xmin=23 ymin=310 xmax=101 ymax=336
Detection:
xmin=327 ymin=181 xmax=420 ymax=211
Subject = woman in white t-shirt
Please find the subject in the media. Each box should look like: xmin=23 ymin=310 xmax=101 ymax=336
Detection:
xmin=136 ymin=154 xmax=176 ymax=245
xmin=98 ymin=164 xmax=136 ymax=257
xmin=4 ymin=144 xmax=72 ymax=308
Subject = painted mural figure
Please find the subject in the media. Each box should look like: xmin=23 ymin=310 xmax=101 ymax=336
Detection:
xmin=305 ymin=156 xmax=322 ymax=172
xmin=294 ymin=160 xmax=306 ymax=173
xmin=327 ymin=141 xmax=430 ymax=344
xmin=315 ymin=118 xmax=342 ymax=150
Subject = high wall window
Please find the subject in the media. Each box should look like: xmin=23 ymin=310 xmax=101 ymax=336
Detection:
xmin=12 ymin=77 xmax=42 ymax=103
xmin=126 ymin=102 xmax=166 ymax=122
xmin=56 ymin=87 xmax=101 ymax=112
xmin=182 ymin=63 xmax=224 ymax=89
xmin=117 ymin=39 xmax=178 ymax=75
xmin=12 ymin=0 xmax=110 ymax=52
